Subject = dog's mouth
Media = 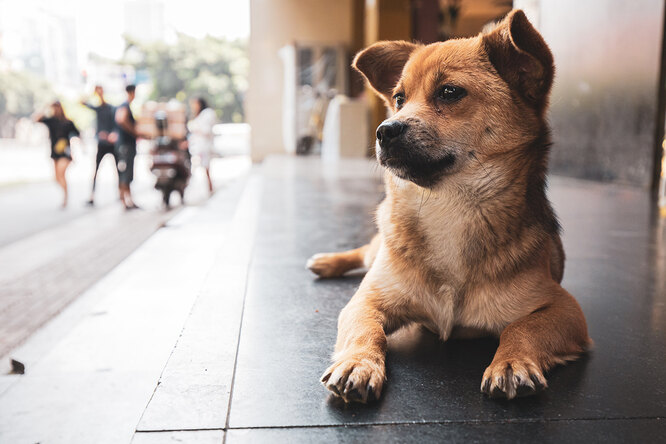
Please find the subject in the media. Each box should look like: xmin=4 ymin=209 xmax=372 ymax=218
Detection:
xmin=379 ymin=150 xmax=457 ymax=187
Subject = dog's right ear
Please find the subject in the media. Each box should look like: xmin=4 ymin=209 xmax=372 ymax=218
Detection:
xmin=353 ymin=41 xmax=418 ymax=104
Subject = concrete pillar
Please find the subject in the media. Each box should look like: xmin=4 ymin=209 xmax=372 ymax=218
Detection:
xmin=363 ymin=0 xmax=412 ymax=153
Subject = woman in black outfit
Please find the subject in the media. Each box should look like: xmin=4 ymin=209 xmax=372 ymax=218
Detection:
xmin=34 ymin=101 xmax=80 ymax=207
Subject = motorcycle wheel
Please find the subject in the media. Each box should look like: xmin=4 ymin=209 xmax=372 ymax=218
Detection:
xmin=163 ymin=189 xmax=171 ymax=208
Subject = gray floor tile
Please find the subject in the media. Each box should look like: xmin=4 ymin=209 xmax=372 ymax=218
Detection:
xmin=226 ymin=419 xmax=666 ymax=444
xmin=133 ymin=430 xmax=223 ymax=444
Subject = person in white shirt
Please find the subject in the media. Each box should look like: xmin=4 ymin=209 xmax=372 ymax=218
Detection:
xmin=187 ymin=97 xmax=217 ymax=193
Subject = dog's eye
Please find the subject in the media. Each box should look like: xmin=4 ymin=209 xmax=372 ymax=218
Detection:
xmin=437 ymin=85 xmax=466 ymax=103
xmin=393 ymin=93 xmax=405 ymax=109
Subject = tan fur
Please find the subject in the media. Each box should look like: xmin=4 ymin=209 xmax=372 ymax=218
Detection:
xmin=310 ymin=10 xmax=590 ymax=402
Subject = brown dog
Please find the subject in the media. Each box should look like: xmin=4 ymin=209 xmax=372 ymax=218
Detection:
xmin=307 ymin=10 xmax=590 ymax=402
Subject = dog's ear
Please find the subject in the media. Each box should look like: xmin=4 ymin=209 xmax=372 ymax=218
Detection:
xmin=483 ymin=10 xmax=554 ymax=112
xmin=353 ymin=41 xmax=418 ymax=104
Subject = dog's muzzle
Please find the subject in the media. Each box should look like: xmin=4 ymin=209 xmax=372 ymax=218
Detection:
xmin=375 ymin=119 xmax=457 ymax=187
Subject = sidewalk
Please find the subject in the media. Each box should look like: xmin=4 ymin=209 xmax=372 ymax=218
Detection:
xmin=0 ymin=156 xmax=665 ymax=443
xmin=0 ymin=138 xmax=251 ymax=363
xmin=0 ymin=206 xmax=175 ymax=361
xmin=0 ymin=171 xmax=256 ymax=443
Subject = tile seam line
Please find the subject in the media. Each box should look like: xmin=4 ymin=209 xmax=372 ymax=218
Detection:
xmin=222 ymin=252 xmax=254 ymax=438
xmin=130 ymin=207 xmax=220 ymax=433
xmin=223 ymin=176 xmax=262 ymax=444
xmin=135 ymin=415 xmax=666 ymax=433
xmin=227 ymin=415 xmax=666 ymax=429
xmin=132 ymin=174 xmax=257 ymax=438
xmin=126 ymin=203 xmax=226 ymax=432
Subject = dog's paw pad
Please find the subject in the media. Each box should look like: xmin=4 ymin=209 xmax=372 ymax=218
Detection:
xmin=321 ymin=357 xmax=385 ymax=403
xmin=480 ymin=358 xmax=547 ymax=399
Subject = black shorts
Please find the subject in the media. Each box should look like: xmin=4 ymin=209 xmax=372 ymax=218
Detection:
xmin=51 ymin=152 xmax=72 ymax=161
xmin=97 ymin=140 xmax=116 ymax=163
xmin=115 ymin=143 xmax=136 ymax=185
xmin=98 ymin=140 xmax=115 ymax=155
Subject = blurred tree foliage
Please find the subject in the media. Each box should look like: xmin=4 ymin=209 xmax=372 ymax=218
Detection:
xmin=0 ymin=70 xmax=55 ymax=137
xmin=123 ymin=34 xmax=248 ymax=123
xmin=0 ymin=70 xmax=54 ymax=117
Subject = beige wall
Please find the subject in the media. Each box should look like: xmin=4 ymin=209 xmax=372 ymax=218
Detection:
xmin=248 ymin=0 xmax=353 ymax=161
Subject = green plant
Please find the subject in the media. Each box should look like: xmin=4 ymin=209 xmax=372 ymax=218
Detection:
xmin=122 ymin=34 xmax=248 ymax=123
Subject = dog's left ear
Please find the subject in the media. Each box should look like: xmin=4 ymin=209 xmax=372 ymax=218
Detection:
xmin=483 ymin=10 xmax=554 ymax=113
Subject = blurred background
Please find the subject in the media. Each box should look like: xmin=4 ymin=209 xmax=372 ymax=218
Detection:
xmin=247 ymin=0 xmax=665 ymax=204
xmin=1 ymin=0 xmax=665 ymax=203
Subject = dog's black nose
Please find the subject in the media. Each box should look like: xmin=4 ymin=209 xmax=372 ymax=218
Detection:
xmin=376 ymin=120 xmax=406 ymax=147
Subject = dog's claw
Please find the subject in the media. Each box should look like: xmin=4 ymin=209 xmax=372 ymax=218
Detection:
xmin=481 ymin=378 xmax=491 ymax=394
xmin=490 ymin=386 xmax=505 ymax=398
xmin=346 ymin=388 xmax=364 ymax=402
xmin=328 ymin=383 xmax=341 ymax=396
xmin=366 ymin=384 xmax=378 ymax=402
xmin=321 ymin=356 xmax=385 ymax=403
xmin=344 ymin=380 xmax=354 ymax=393
xmin=481 ymin=358 xmax=547 ymax=400
xmin=530 ymin=373 xmax=546 ymax=391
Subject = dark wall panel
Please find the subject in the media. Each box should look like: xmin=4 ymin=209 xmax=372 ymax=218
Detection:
xmin=523 ymin=0 xmax=664 ymax=187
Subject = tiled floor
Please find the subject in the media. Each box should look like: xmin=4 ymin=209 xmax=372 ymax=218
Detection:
xmin=1 ymin=156 xmax=664 ymax=443
xmin=226 ymin=157 xmax=665 ymax=441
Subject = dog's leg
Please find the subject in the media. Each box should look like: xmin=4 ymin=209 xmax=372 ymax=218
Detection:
xmin=481 ymin=284 xmax=590 ymax=399
xmin=320 ymin=281 xmax=403 ymax=402
xmin=307 ymin=234 xmax=380 ymax=278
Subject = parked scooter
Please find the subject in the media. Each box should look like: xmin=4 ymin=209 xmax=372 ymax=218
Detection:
xmin=150 ymin=111 xmax=191 ymax=208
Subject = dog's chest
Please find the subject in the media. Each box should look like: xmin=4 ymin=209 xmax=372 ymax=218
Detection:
xmin=418 ymin=209 xmax=468 ymax=277
xmin=380 ymin=192 xmax=533 ymax=336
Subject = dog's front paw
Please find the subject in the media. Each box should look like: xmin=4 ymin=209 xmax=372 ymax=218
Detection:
xmin=481 ymin=358 xmax=547 ymax=399
xmin=321 ymin=356 xmax=385 ymax=403
xmin=306 ymin=253 xmax=346 ymax=278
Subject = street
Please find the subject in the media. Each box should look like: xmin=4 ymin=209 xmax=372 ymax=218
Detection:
xmin=1 ymin=139 xmax=169 ymax=247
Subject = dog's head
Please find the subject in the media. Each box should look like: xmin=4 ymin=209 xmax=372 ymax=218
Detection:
xmin=353 ymin=10 xmax=554 ymax=188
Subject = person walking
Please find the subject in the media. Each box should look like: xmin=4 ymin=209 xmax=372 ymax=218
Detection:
xmin=81 ymin=85 xmax=117 ymax=206
xmin=33 ymin=101 xmax=80 ymax=208
xmin=114 ymin=84 xmax=141 ymax=210
xmin=187 ymin=97 xmax=217 ymax=193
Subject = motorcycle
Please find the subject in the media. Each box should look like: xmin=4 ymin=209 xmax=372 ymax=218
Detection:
xmin=150 ymin=111 xmax=191 ymax=208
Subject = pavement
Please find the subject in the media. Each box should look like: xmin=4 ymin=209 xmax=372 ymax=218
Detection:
xmin=0 ymin=137 xmax=251 ymax=363
xmin=0 ymin=139 xmax=219 ymax=247
xmin=0 ymin=155 xmax=664 ymax=443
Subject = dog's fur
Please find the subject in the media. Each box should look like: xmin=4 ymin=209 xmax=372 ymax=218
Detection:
xmin=308 ymin=10 xmax=590 ymax=402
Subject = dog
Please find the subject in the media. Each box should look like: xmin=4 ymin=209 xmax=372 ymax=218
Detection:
xmin=307 ymin=10 xmax=591 ymax=402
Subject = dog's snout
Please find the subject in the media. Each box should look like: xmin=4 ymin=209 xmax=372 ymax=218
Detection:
xmin=376 ymin=120 xmax=406 ymax=147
